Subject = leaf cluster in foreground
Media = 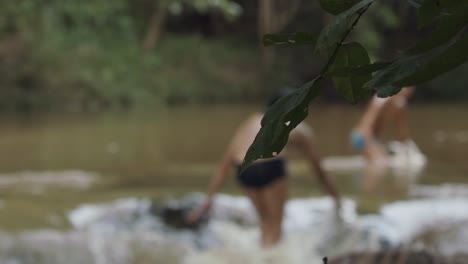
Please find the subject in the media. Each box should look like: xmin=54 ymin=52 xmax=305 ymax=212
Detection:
xmin=243 ymin=0 xmax=467 ymax=169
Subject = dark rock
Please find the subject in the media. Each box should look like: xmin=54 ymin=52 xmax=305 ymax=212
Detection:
xmin=329 ymin=250 xmax=454 ymax=264
xmin=150 ymin=196 xmax=208 ymax=230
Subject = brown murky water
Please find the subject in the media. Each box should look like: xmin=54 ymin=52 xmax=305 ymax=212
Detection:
xmin=0 ymin=104 xmax=467 ymax=230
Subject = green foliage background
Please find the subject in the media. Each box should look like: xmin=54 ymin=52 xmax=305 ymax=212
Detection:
xmin=0 ymin=0 xmax=466 ymax=112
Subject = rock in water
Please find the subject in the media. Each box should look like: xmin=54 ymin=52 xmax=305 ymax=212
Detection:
xmin=329 ymin=250 xmax=458 ymax=264
xmin=151 ymin=195 xmax=208 ymax=230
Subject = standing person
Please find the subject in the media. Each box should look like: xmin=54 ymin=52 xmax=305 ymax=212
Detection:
xmin=350 ymin=86 xmax=422 ymax=165
xmin=188 ymin=90 xmax=341 ymax=247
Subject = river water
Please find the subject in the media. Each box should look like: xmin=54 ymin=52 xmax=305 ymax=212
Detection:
xmin=0 ymin=104 xmax=467 ymax=263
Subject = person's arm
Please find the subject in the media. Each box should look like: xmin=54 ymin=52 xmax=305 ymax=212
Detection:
xmin=205 ymin=149 xmax=234 ymax=199
xmin=187 ymin=144 xmax=234 ymax=222
xmin=392 ymin=98 xmax=411 ymax=142
xmin=290 ymin=125 xmax=341 ymax=209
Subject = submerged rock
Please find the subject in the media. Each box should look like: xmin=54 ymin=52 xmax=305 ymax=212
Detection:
xmin=330 ymin=250 xmax=468 ymax=264
xmin=151 ymin=194 xmax=209 ymax=230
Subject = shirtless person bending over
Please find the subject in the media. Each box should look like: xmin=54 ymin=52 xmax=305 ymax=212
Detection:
xmin=350 ymin=86 xmax=422 ymax=165
xmin=188 ymin=90 xmax=341 ymax=247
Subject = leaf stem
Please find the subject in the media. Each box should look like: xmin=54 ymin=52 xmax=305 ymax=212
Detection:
xmin=320 ymin=3 xmax=373 ymax=75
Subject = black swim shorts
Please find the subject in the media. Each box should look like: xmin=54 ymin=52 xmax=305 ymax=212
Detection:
xmin=236 ymin=158 xmax=286 ymax=189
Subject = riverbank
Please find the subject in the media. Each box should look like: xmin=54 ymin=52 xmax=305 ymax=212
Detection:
xmin=2 ymin=30 xmax=468 ymax=113
xmin=0 ymin=33 xmax=295 ymax=112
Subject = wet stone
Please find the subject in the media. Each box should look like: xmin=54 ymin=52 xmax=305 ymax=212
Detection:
xmin=329 ymin=250 xmax=468 ymax=264
xmin=150 ymin=195 xmax=208 ymax=230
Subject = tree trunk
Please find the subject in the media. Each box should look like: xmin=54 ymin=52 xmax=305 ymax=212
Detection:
xmin=258 ymin=0 xmax=302 ymax=74
xmin=258 ymin=0 xmax=274 ymax=74
xmin=142 ymin=1 xmax=168 ymax=53
xmin=273 ymin=0 xmax=302 ymax=32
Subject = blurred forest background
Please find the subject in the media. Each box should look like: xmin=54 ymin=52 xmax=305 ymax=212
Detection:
xmin=0 ymin=0 xmax=467 ymax=112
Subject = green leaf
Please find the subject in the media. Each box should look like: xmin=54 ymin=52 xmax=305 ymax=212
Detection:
xmin=442 ymin=0 xmax=464 ymax=12
xmin=418 ymin=0 xmax=440 ymax=27
xmin=407 ymin=0 xmax=424 ymax=8
xmin=376 ymin=85 xmax=402 ymax=98
xmin=365 ymin=51 xmax=436 ymax=90
xmin=430 ymin=0 xmax=463 ymax=13
xmin=407 ymin=0 xmax=462 ymax=12
xmin=396 ymin=35 xmax=468 ymax=86
xmin=263 ymin=32 xmax=318 ymax=47
xmin=326 ymin=61 xmax=392 ymax=76
xmin=330 ymin=42 xmax=372 ymax=103
xmin=410 ymin=1 xmax=468 ymax=54
xmin=241 ymin=78 xmax=322 ymax=171
xmin=315 ymin=0 xmax=375 ymax=53
xmin=319 ymin=0 xmax=362 ymax=15
xmin=368 ymin=35 xmax=468 ymax=96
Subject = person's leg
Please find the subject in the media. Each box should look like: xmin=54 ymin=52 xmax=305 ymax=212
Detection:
xmin=364 ymin=141 xmax=388 ymax=165
xmin=244 ymin=188 xmax=268 ymax=244
xmin=362 ymin=161 xmax=387 ymax=192
xmin=259 ymin=177 xmax=288 ymax=247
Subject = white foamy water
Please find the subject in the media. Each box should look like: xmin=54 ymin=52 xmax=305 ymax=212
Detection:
xmin=410 ymin=184 xmax=468 ymax=198
xmin=1 ymin=194 xmax=468 ymax=264
xmin=0 ymin=170 xmax=98 ymax=193
xmin=323 ymin=140 xmax=426 ymax=172
xmin=380 ymin=198 xmax=468 ymax=243
xmin=0 ymin=229 xmax=190 ymax=264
